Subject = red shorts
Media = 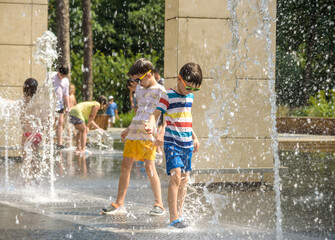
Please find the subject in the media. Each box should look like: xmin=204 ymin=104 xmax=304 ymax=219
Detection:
xmin=23 ymin=132 xmax=42 ymax=146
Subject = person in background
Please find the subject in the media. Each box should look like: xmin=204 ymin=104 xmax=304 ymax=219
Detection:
xmin=152 ymin=68 xmax=164 ymax=86
xmin=52 ymin=66 xmax=70 ymax=150
xmin=69 ymin=96 xmax=107 ymax=155
xmin=20 ymin=78 xmax=42 ymax=183
xmin=68 ymin=84 xmax=77 ymax=109
xmin=106 ymin=95 xmax=120 ymax=128
xmin=126 ymin=78 xmax=139 ymax=113
xmin=66 ymin=84 xmax=77 ymax=144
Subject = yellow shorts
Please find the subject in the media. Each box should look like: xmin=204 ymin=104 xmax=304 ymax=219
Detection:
xmin=123 ymin=140 xmax=156 ymax=161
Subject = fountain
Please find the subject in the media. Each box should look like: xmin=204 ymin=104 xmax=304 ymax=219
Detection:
xmin=0 ymin=0 xmax=334 ymax=239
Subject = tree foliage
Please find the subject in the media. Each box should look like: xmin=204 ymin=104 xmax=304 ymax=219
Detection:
xmin=48 ymin=0 xmax=165 ymax=112
xmin=276 ymin=0 xmax=335 ymax=107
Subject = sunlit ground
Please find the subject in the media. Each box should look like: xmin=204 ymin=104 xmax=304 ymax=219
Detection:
xmin=0 ymin=139 xmax=334 ymax=239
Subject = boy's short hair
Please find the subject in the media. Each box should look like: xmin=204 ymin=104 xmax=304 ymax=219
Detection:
xmin=179 ymin=63 xmax=203 ymax=88
xmin=58 ymin=66 xmax=69 ymax=76
xmin=127 ymin=58 xmax=153 ymax=76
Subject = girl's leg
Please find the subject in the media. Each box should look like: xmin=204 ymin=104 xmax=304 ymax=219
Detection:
xmin=115 ymin=157 xmax=135 ymax=206
xmin=74 ymin=124 xmax=85 ymax=153
xmin=168 ymin=167 xmax=181 ymax=222
xmin=21 ymin=134 xmax=27 ymax=163
xmin=144 ymin=159 xmax=163 ymax=207
xmin=177 ymin=172 xmax=189 ymax=218
xmin=81 ymin=126 xmax=87 ymax=152
xmin=31 ymin=143 xmax=41 ymax=181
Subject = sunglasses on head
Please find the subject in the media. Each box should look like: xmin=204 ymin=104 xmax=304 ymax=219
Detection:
xmin=179 ymin=75 xmax=201 ymax=91
xmin=134 ymin=70 xmax=151 ymax=83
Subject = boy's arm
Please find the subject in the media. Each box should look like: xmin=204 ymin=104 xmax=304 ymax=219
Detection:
xmin=192 ymin=129 xmax=200 ymax=152
xmin=64 ymin=95 xmax=71 ymax=112
xmin=144 ymin=109 xmax=161 ymax=134
xmin=121 ymin=127 xmax=130 ymax=143
xmin=115 ymin=109 xmax=120 ymax=120
xmin=155 ymin=116 xmax=166 ymax=146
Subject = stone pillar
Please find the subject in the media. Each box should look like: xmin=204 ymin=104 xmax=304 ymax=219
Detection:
xmin=0 ymin=0 xmax=48 ymax=151
xmin=164 ymin=0 xmax=276 ymax=183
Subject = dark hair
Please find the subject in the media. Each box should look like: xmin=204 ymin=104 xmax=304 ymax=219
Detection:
xmin=152 ymin=68 xmax=159 ymax=74
xmin=179 ymin=63 xmax=203 ymax=88
xmin=126 ymin=78 xmax=135 ymax=87
xmin=127 ymin=58 xmax=153 ymax=76
xmin=23 ymin=78 xmax=38 ymax=97
xmin=58 ymin=66 xmax=69 ymax=76
xmin=96 ymin=95 xmax=107 ymax=105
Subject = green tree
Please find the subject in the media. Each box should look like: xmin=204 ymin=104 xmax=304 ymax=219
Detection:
xmin=48 ymin=0 xmax=165 ymax=112
xmin=276 ymin=0 xmax=335 ymax=107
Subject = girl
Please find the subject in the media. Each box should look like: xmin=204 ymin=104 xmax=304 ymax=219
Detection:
xmin=69 ymin=96 xmax=107 ymax=155
xmin=20 ymin=78 xmax=42 ymax=182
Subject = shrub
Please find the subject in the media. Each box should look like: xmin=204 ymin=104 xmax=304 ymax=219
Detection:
xmin=114 ymin=111 xmax=136 ymax=128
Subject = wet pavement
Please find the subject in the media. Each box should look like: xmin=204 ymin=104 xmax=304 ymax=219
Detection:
xmin=0 ymin=129 xmax=334 ymax=239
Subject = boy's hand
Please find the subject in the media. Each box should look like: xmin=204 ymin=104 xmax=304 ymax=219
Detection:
xmin=121 ymin=128 xmax=129 ymax=143
xmin=144 ymin=122 xmax=154 ymax=135
xmin=155 ymin=131 xmax=164 ymax=146
xmin=193 ymin=137 xmax=200 ymax=153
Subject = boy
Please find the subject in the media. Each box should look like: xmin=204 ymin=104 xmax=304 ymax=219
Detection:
xmin=144 ymin=63 xmax=202 ymax=228
xmin=101 ymin=58 xmax=166 ymax=216
xmin=106 ymin=96 xmax=119 ymax=128
xmin=52 ymin=66 xmax=70 ymax=149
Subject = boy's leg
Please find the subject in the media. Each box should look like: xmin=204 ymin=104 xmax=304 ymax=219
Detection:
xmin=57 ymin=113 xmax=64 ymax=145
xmin=177 ymin=172 xmax=189 ymax=218
xmin=144 ymin=159 xmax=163 ymax=207
xmin=115 ymin=157 xmax=135 ymax=206
xmin=168 ymin=167 xmax=182 ymax=222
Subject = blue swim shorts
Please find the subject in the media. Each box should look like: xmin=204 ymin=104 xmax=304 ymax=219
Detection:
xmin=164 ymin=143 xmax=193 ymax=175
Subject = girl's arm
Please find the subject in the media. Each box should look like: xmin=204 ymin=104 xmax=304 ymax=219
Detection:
xmin=87 ymin=105 xmax=100 ymax=130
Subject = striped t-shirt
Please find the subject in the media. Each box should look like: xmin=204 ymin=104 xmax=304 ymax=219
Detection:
xmin=126 ymin=83 xmax=166 ymax=142
xmin=156 ymin=88 xmax=194 ymax=148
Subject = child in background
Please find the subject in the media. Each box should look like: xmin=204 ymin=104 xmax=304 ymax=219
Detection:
xmin=106 ymin=96 xmax=120 ymax=128
xmin=66 ymin=84 xmax=77 ymax=144
xmin=101 ymin=58 xmax=166 ymax=216
xmin=20 ymin=78 xmax=42 ymax=182
xmin=69 ymin=96 xmax=107 ymax=155
xmin=145 ymin=63 xmax=203 ymax=228
xmin=69 ymin=84 xmax=77 ymax=109
xmin=52 ymin=66 xmax=70 ymax=149
xmin=126 ymin=78 xmax=139 ymax=112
